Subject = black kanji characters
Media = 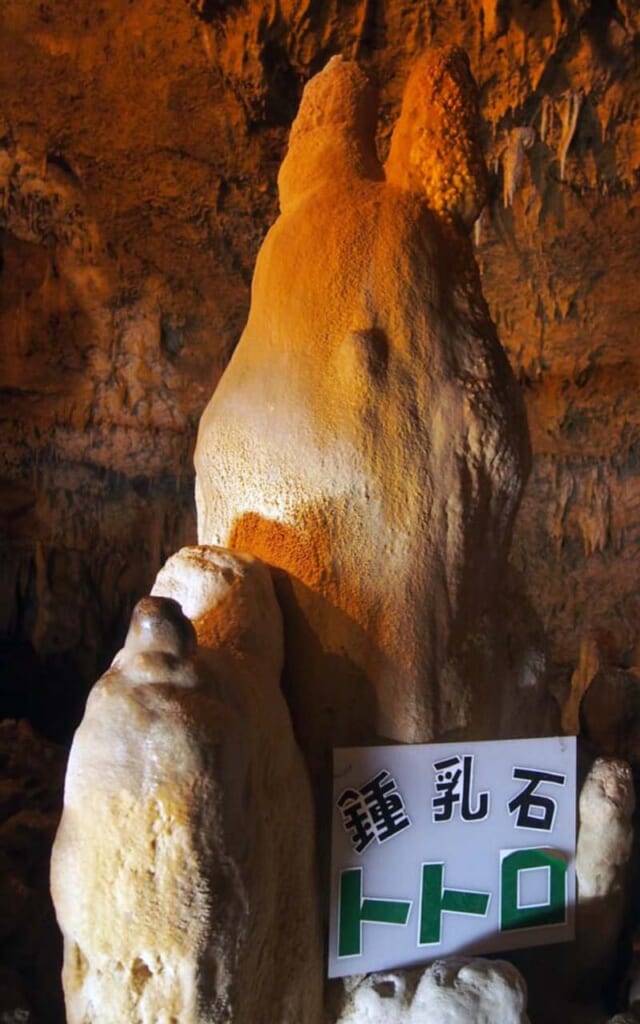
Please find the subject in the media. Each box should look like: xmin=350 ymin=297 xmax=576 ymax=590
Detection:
xmin=507 ymin=767 xmax=566 ymax=831
xmin=432 ymin=754 xmax=489 ymax=823
xmin=338 ymin=769 xmax=411 ymax=853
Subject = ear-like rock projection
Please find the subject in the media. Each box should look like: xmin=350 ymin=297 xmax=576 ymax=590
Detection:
xmin=50 ymin=548 xmax=323 ymax=1024
xmin=195 ymin=50 xmax=531 ymax=798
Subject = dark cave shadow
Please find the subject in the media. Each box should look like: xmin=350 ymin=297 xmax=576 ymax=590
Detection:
xmin=273 ymin=565 xmax=389 ymax=884
xmin=497 ymin=563 xmax=563 ymax=739
xmin=228 ymin=508 xmax=387 ymax=903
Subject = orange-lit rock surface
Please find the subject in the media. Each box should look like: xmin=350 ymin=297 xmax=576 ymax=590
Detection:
xmin=195 ymin=51 xmax=531 ymax=791
xmin=1 ymin=4 xmax=639 ymax=1021
xmin=2 ymin=3 xmax=639 ymax=736
xmin=2 ymin=1 xmax=640 ymax=733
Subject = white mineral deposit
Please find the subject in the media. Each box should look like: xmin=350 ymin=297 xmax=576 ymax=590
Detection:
xmin=337 ymin=958 xmax=530 ymax=1023
xmin=574 ymin=757 xmax=635 ymax=995
xmin=51 ymin=551 xmax=323 ymax=1024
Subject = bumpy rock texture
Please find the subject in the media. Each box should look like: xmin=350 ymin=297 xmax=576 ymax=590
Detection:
xmin=2 ymin=1 xmax=640 ymax=740
xmin=51 ymin=550 xmax=322 ymax=1024
xmin=337 ymin=958 xmax=530 ymax=1023
xmin=2 ymin=3 xmax=640 ymax=1021
xmin=574 ymin=757 xmax=635 ymax=995
xmin=195 ymin=50 xmax=530 ymax=793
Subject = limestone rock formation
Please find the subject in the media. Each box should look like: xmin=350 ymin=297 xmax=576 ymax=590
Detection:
xmin=1 ymin=3 xmax=638 ymax=1020
xmin=50 ymin=549 xmax=322 ymax=1024
xmin=574 ymin=757 xmax=635 ymax=995
xmin=337 ymin=958 xmax=530 ymax=1023
xmin=411 ymin=958 xmax=530 ymax=1023
xmin=195 ymin=50 xmax=531 ymax=794
xmin=384 ymin=45 xmax=489 ymax=228
xmin=2 ymin=0 xmax=640 ymax=768
xmin=505 ymin=754 xmax=635 ymax=1022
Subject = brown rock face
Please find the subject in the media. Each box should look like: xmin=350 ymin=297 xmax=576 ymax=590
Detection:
xmin=2 ymin=2 xmax=639 ymax=739
xmin=2 ymin=3 xmax=639 ymax=1020
xmin=195 ymin=52 xmax=530 ymax=790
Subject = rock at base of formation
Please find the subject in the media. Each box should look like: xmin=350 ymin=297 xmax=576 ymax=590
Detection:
xmin=194 ymin=49 xmax=532 ymax=801
xmin=514 ymin=755 xmax=635 ymax=1021
xmin=574 ymin=756 xmax=635 ymax=996
xmin=50 ymin=546 xmax=323 ymax=1024
xmin=336 ymin=958 xmax=529 ymax=1023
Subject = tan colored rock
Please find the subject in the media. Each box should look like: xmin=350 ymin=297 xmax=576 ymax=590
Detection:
xmin=384 ymin=47 xmax=489 ymax=228
xmin=509 ymin=756 xmax=635 ymax=1019
xmin=195 ymin=51 xmax=531 ymax=796
xmin=51 ymin=548 xmax=323 ymax=1024
xmin=574 ymin=757 xmax=635 ymax=995
xmin=3 ymin=1 xmax=640 ymax=785
xmin=577 ymin=757 xmax=635 ymax=900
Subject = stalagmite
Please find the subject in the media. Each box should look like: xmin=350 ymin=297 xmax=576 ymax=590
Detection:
xmin=410 ymin=958 xmax=530 ymax=1023
xmin=501 ymin=126 xmax=536 ymax=208
xmin=50 ymin=547 xmax=323 ymax=1024
xmin=539 ymin=95 xmax=554 ymax=144
xmin=194 ymin=49 xmax=532 ymax=799
xmin=336 ymin=958 xmax=530 ymax=1023
xmin=558 ymin=91 xmax=583 ymax=182
xmin=574 ymin=757 xmax=635 ymax=995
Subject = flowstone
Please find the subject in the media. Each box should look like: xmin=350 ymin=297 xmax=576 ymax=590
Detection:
xmin=51 ymin=548 xmax=322 ymax=1024
xmin=195 ymin=48 xmax=532 ymax=799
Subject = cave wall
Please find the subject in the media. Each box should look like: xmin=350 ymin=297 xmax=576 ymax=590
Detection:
xmin=1 ymin=0 xmax=639 ymax=732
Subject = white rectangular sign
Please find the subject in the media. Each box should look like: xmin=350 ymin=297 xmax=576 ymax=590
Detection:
xmin=329 ymin=736 xmax=576 ymax=978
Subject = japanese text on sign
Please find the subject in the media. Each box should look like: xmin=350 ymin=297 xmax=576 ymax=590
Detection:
xmin=329 ymin=736 xmax=576 ymax=978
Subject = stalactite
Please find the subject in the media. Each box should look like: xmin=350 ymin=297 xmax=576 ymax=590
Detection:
xmin=479 ymin=0 xmax=502 ymax=40
xmin=351 ymin=0 xmax=374 ymax=59
xmin=558 ymin=90 xmax=583 ymax=181
xmin=539 ymin=95 xmax=554 ymax=145
xmin=502 ymin=125 xmax=535 ymax=207
xmin=199 ymin=23 xmax=214 ymax=64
